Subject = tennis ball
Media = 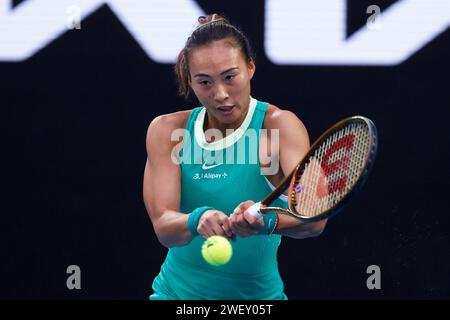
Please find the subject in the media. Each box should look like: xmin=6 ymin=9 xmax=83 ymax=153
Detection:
xmin=201 ymin=235 xmax=233 ymax=266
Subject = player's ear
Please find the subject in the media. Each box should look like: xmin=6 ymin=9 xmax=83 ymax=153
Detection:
xmin=187 ymin=74 xmax=193 ymax=94
xmin=247 ymin=58 xmax=255 ymax=80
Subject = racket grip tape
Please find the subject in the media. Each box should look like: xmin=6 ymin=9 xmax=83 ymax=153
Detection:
xmin=247 ymin=202 xmax=263 ymax=218
xmin=247 ymin=202 xmax=277 ymax=235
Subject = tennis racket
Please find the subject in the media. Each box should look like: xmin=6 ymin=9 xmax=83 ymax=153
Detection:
xmin=247 ymin=116 xmax=378 ymax=222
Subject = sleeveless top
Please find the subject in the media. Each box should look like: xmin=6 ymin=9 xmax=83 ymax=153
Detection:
xmin=151 ymin=97 xmax=289 ymax=299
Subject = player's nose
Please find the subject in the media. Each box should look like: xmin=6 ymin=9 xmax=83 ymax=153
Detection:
xmin=213 ymin=83 xmax=229 ymax=102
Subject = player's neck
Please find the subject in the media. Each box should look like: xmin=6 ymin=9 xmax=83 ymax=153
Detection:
xmin=204 ymin=106 xmax=248 ymax=140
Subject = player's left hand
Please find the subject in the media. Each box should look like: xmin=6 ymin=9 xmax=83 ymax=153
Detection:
xmin=230 ymin=200 xmax=264 ymax=237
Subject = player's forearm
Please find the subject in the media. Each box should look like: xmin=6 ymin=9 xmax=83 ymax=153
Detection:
xmin=153 ymin=209 xmax=195 ymax=248
xmin=273 ymin=215 xmax=326 ymax=239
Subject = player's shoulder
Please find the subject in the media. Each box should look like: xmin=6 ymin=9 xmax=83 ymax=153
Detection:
xmin=146 ymin=109 xmax=192 ymax=144
xmin=263 ymin=103 xmax=306 ymax=131
xmin=147 ymin=109 xmax=191 ymax=134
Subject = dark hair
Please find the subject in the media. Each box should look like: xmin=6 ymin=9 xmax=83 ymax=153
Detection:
xmin=175 ymin=14 xmax=255 ymax=99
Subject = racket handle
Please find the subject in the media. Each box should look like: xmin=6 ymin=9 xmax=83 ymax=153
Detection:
xmin=247 ymin=202 xmax=263 ymax=218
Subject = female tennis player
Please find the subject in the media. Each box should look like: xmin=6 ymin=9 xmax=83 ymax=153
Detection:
xmin=143 ymin=14 xmax=327 ymax=300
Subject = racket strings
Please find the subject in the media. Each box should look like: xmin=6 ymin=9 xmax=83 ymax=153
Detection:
xmin=347 ymin=123 xmax=370 ymax=194
xmin=292 ymin=121 xmax=371 ymax=218
xmin=323 ymin=123 xmax=369 ymax=207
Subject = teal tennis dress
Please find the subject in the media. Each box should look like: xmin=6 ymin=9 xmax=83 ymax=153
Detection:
xmin=149 ymin=97 xmax=289 ymax=300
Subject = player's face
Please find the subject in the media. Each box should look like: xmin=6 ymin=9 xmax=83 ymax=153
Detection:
xmin=188 ymin=38 xmax=255 ymax=125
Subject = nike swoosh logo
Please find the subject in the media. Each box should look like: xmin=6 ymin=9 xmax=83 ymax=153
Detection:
xmin=202 ymin=163 xmax=223 ymax=170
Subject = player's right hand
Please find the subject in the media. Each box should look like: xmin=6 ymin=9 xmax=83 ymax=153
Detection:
xmin=229 ymin=200 xmax=261 ymax=238
xmin=197 ymin=210 xmax=236 ymax=241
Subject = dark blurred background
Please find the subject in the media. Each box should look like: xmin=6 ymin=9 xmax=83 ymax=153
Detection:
xmin=1 ymin=0 xmax=449 ymax=299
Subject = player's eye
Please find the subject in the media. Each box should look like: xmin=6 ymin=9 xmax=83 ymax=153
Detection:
xmin=198 ymin=80 xmax=210 ymax=86
xmin=225 ymin=74 xmax=235 ymax=81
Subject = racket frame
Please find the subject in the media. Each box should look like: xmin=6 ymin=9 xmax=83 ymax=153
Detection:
xmin=259 ymin=116 xmax=378 ymax=222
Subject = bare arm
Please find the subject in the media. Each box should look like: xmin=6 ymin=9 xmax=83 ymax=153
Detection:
xmin=143 ymin=113 xmax=234 ymax=247
xmin=143 ymin=114 xmax=195 ymax=248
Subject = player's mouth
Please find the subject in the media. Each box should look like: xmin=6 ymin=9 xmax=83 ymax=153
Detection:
xmin=217 ymin=105 xmax=235 ymax=116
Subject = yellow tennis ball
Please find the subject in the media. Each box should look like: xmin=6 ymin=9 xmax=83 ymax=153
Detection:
xmin=201 ymin=235 xmax=233 ymax=266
